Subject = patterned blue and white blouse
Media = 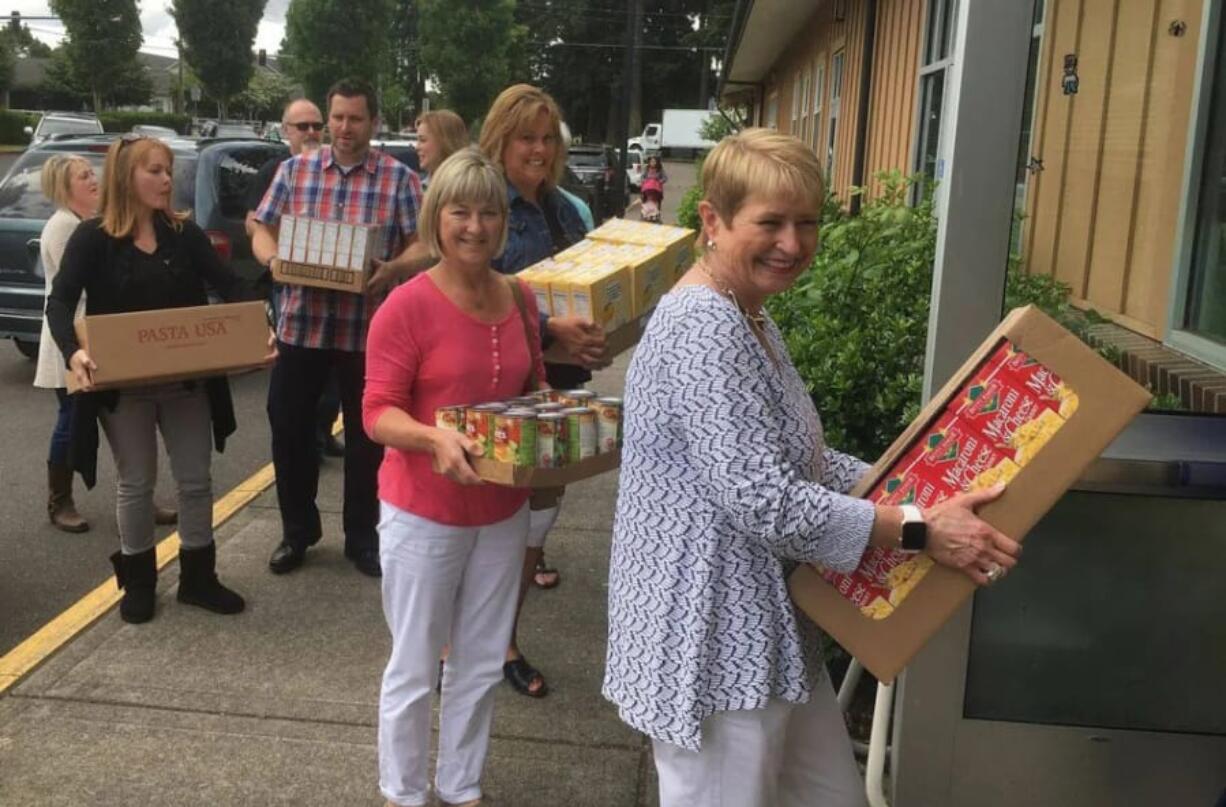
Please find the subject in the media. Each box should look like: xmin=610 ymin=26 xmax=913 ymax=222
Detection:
xmin=603 ymin=285 xmax=877 ymax=752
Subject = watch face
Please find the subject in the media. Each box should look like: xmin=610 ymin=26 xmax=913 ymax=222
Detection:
xmin=901 ymin=520 xmax=927 ymax=551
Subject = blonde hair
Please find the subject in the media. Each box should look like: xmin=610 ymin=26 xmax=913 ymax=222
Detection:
xmin=417 ymin=147 xmax=509 ymax=260
xmin=702 ymin=128 xmax=825 ymax=222
xmin=99 ymin=137 xmax=188 ymax=239
xmin=478 ymin=84 xmax=567 ymax=189
xmin=40 ymin=154 xmax=92 ymax=210
xmin=416 ymin=110 xmax=470 ymax=166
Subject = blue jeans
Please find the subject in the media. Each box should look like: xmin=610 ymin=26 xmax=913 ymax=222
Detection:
xmin=49 ymin=388 xmax=73 ymax=466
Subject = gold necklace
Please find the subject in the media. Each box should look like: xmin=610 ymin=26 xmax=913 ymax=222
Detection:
xmin=696 ymin=259 xmax=778 ymax=366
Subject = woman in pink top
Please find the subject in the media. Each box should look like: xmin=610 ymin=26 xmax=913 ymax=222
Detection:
xmin=363 ymin=148 xmax=545 ymax=807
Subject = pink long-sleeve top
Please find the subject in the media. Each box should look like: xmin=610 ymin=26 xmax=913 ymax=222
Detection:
xmin=363 ymin=273 xmax=546 ymax=526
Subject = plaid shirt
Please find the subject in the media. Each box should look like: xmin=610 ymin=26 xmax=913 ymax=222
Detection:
xmin=255 ymin=145 xmax=422 ymax=352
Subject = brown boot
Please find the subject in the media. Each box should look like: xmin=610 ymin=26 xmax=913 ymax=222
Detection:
xmin=47 ymin=462 xmax=89 ymax=533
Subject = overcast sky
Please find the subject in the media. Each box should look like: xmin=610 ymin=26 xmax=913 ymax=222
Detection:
xmin=10 ymin=0 xmax=291 ymax=59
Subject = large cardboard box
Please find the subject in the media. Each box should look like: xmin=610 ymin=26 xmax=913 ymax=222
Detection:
xmin=272 ymin=215 xmax=383 ymax=294
xmin=587 ymin=219 xmax=697 ymax=283
xmin=472 ymin=450 xmax=620 ymax=488
xmin=788 ymin=306 xmax=1151 ymax=683
xmin=67 ymin=301 xmax=270 ymax=393
xmin=562 ymin=261 xmax=633 ymax=332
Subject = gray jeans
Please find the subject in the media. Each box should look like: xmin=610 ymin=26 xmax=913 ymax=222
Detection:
xmin=99 ymin=383 xmax=214 ymax=554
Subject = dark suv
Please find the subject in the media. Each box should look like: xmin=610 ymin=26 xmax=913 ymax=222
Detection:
xmin=0 ymin=134 xmax=287 ymax=358
xmin=566 ymin=144 xmax=628 ymax=223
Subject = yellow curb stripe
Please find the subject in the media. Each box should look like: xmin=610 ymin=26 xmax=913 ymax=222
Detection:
xmin=0 ymin=460 xmax=279 ymax=696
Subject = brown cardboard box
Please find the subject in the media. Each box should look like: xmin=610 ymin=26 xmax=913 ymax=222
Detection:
xmin=67 ymin=301 xmax=270 ymax=393
xmin=471 ymin=450 xmax=620 ymax=488
xmin=272 ymin=215 xmax=382 ymax=294
xmin=272 ymin=259 xmax=367 ymax=294
xmin=788 ymin=305 xmax=1151 ymax=683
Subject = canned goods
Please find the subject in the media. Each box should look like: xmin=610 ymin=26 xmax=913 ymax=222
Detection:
xmin=563 ymin=406 xmax=597 ymax=462
xmin=593 ymin=397 xmax=623 ymax=453
xmin=536 ymin=412 xmax=566 ymax=468
xmin=508 ymin=396 xmax=539 ymax=407
xmin=533 ymin=402 xmax=564 ymax=414
xmin=493 ymin=409 xmax=537 ymax=466
xmin=465 ymin=403 xmax=506 ymax=457
xmin=435 ymin=405 xmax=465 ymax=433
xmin=559 ymin=389 xmax=597 ymax=408
xmin=530 ymin=389 xmax=558 ymax=403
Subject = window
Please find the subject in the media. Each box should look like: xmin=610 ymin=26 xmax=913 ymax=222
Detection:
xmin=765 ymin=92 xmax=780 ymax=130
xmin=790 ymin=74 xmax=802 ymax=135
xmin=1185 ymin=17 xmax=1226 ymax=346
xmin=796 ymin=67 xmax=811 ymax=141
xmin=827 ymin=51 xmax=844 ymax=181
xmin=811 ymin=60 xmax=826 ymax=151
xmin=913 ymin=0 xmax=959 ymax=198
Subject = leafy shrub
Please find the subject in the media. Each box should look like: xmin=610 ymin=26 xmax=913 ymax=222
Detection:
xmin=768 ymin=172 xmax=935 ymax=460
xmin=0 ymin=110 xmax=40 ymax=144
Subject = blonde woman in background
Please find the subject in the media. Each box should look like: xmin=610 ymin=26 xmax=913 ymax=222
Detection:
xmin=33 ymin=155 xmax=98 ymax=532
xmin=414 ymin=110 xmax=469 ymax=190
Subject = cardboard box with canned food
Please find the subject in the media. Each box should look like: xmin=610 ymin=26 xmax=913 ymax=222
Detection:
xmin=587 ymin=219 xmax=697 ymax=283
xmin=788 ymin=305 xmax=1151 ymax=683
xmin=67 ymin=301 xmax=270 ymax=393
xmin=273 ymin=214 xmax=385 ymax=294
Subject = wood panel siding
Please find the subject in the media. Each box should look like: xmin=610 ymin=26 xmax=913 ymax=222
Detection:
xmin=1021 ymin=0 xmax=1201 ymax=336
xmin=865 ymin=0 xmax=924 ymax=193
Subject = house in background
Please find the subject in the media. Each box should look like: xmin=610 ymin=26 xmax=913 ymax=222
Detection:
xmin=721 ymin=0 xmax=1226 ymax=411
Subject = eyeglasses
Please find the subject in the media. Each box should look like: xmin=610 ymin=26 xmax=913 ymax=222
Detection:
xmin=288 ymin=122 xmax=325 ymax=133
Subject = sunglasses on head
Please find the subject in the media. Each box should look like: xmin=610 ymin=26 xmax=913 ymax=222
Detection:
xmin=119 ymin=133 xmax=147 ymax=148
xmin=288 ymin=122 xmax=325 ymax=133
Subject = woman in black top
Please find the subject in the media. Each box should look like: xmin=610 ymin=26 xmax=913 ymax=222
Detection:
xmin=47 ymin=135 xmax=265 ymax=624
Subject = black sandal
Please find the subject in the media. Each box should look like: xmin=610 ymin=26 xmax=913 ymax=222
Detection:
xmin=532 ymin=556 xmax=560 ymax=589
xmin=503 ymin=656 xmax=549 ymax=698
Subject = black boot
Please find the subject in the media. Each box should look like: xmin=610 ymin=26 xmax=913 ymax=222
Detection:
xmin=110 ymin=548 xmax=157 ymax=624
xmin=177 ymin=543 xmax=245 ymax=615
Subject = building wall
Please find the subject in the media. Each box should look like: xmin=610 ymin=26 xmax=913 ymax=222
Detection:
xmin=1021 ymin=0 xmax=1203 ymax=337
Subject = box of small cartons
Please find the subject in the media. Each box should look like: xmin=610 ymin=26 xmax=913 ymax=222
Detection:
xmin=273 ymin=214 xmax=384 ymax=293
xmin=787 ymin=305 xmax=1151 ymax=683
xmin=587 ymin=219 xmax=698 ymax=284
xmin=66 ymin=301 xmax=270 ymax=393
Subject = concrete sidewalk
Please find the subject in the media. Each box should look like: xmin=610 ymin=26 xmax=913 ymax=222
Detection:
xmin=0 ymin=358 xmax=659 ymax=806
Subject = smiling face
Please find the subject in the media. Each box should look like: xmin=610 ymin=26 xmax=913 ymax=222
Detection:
xmin=501 ymin=108 xmax=557 ymax=201
xmin=438 ymin=199 xmax=504 ymax=267
xmin=132 ymin=150 xmax=174 ymax=213
xmin=67 ymin=160 xmax=99 ymax=214
xmin=698 ymin=193 xmax=819 ymax=308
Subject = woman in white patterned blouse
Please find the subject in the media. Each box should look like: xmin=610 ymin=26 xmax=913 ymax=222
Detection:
xmin=604 ymin=129 xmax=1023 ymax=807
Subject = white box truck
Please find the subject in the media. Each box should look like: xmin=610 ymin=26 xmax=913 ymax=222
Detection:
xmin=628 ymin=109 xmax=717 ymax=156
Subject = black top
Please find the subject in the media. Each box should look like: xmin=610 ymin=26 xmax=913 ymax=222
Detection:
xmin=46 ymin=215 xmax=256 ymax=488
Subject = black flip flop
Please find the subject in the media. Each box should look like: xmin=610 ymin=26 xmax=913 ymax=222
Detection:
xmin=532 ymin=556 xmax=561 ymax=589
xmin=503 ymin=657 xmax=549 ymax=698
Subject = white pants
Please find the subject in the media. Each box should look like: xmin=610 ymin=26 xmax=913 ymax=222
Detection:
xmin=377 ymin=502 xmax=529 ymax=807
xmin=525 ymin=504 xmax=558 ymax=549
xmin=653 ymin=674 xmax=867 ymax=807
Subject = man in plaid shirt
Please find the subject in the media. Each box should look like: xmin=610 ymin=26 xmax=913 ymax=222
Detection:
xmin=251 ymin=78 xmax=423 ymax=578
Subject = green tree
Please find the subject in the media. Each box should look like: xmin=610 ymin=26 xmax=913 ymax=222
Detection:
xmin=233 ymin=69 xmax=297 ymax=120
xmin=383 ymin=0 xmax=425 ymax=129
xmin=171 ymin=0 xmax=267 ymax=119
xmin=418 ymin=0 xmax=521 ymax=126
xmin=281 ymin=0 xmax=394 ymax=108
xmin=39 ymin=45 xmax=151 ymax=110
xmin=3 ymin=19 xmax=53 ymax=58
xmin=49 ymin=0 xmax=144 ymax=112
xmin=0 ymin=35 xmax=14 ymax=98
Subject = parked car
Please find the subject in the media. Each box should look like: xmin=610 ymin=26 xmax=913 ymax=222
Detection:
xmin=0 ymin=134 xmax=288 ymax=359
xmin=566 ymin=144 xmax=628 ymax=222
xmin=23 ymin=112 xmax=104 ymax=145
xmin=130 ymin=124 xmax=180 ymax=140
xmin=371 ymin=138 xmax=421 ymax=173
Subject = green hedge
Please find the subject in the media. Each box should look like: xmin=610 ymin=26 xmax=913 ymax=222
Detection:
xmin=0 ymin=110 xmax=40 ymax=145
xmin=98 ymin=112 xmax=191 ymax=135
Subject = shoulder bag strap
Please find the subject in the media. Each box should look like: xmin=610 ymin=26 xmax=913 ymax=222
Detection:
xmin=506 ymin=275 xmax=543 ymax=393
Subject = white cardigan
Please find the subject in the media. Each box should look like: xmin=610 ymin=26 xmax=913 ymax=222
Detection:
xmin=33 ymin=208 xmax=85 ymax=389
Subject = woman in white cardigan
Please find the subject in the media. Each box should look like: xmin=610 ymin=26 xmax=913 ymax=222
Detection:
xmin=34 ymin=155 xmax=98 ymax=531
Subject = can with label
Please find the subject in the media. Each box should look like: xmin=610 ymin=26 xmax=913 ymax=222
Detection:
xmin=563 ymin=406 xmax=597 ymax=462
xmin=559 ymin=389 xmax=597 ymax=408
xmin=465 ymin=403 xmax=506 ymax=457
xmin=530 ymin=389 xmax=558 ymax=404
xmin=593 ymin=397 xmax=623 ymax=452
xmin=533 ymin=402 xmax=564 ymax=414
xmin=493 ymin=409 xmax=537 ymax=466
xmin=536 ymin=412 xmax=566 ymax=468
xmin=509 ymin=396 xmax=539 ymax=407
xmin=435 ymin=405 xmax=465 ymax=433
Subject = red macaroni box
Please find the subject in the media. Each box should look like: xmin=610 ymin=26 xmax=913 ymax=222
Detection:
xmin=788 ymin=305 xmax=1150 ymax=682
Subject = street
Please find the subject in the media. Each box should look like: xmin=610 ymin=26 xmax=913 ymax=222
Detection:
xmin=0 ymin=157 xmax=696 ymax=657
